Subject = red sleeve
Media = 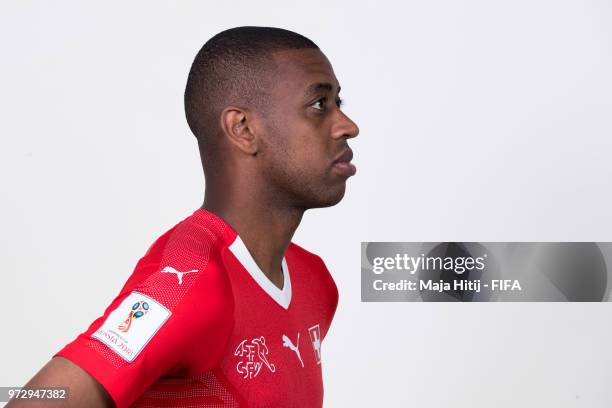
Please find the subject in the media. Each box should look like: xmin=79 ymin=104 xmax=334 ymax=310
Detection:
xmin=54 ymin=259 xmax=234 ymax=408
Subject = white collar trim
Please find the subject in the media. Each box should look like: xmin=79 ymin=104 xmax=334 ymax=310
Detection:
xmin=228 ymin=235 xmax=292 ymax=310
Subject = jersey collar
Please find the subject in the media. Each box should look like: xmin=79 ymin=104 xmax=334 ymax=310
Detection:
xmin=227 ymin=234 xmax=292 ymax=310
xmin=193 ymin=208 xmax=292 ymax=310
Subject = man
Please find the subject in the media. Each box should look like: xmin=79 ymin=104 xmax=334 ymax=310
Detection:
xmin=8 ymin=26 xmax=358 ymax=407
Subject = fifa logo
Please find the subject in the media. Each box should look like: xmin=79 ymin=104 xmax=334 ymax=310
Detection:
xmin=118 ymin=301 xmax=149 ymax=333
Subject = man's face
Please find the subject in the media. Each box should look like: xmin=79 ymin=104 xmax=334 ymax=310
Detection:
xmin=256 ymin=48 xmax=359 ymax=209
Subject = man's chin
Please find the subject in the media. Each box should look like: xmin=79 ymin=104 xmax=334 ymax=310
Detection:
xmin=307 ymin=187 xmax=347 ymax=209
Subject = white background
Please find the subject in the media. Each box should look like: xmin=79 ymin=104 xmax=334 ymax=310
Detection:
xmin=1 ymin=1 xmax=612 ymax=407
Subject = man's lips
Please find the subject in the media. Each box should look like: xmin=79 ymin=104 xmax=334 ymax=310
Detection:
xmin=333 ymin=149 xmax=353 ymax=164
xmin=332 ymin=149 xmax=357 ymax=176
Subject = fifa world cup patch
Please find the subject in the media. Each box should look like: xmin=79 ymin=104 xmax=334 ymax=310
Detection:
xmin=92 ymin=291 xmax=171 ymax=362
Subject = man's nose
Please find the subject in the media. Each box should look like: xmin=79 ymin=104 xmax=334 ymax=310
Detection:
xmin=331 ymin=110 xmax=359 ymax=140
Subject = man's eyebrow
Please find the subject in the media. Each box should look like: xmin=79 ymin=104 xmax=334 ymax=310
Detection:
xmin=304 ymin=82 xmax=341 ymax=97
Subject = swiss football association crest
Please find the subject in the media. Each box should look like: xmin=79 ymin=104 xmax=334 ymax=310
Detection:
xmin=308 ymin=324 xmax=322 ymax=364
xmin=117 ymin=300 xmax=149 ymax=333
xmin=234 ymin=336 xmax=276 ymax=379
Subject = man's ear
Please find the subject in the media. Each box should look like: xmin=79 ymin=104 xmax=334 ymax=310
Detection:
xmin=220 ymin=107 xmax=258 ymax=156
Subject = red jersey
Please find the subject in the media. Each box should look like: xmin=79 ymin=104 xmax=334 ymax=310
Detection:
xmin=54 ymin=209 xmax=339 ymax=407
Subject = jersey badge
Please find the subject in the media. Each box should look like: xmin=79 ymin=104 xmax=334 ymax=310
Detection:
xmin=234 ymin=336 xmax=276 ymax=379
xmin=92 ymin=291 xmax=171 ymax=362
xmin=308 ymin=324 xmax=322 ymax=365
xmin=118 ymin=300 xmax=149 ymax=333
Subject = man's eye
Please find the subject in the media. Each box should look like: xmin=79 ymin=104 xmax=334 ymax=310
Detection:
xmin=311 ymin=97 xmax=343 ymax=111
xmin=311 ymin=98 xmax=326 ymax=111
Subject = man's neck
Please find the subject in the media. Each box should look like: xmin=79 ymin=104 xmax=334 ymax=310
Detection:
xmin=202 ymin=197 xmax=304 ymax=290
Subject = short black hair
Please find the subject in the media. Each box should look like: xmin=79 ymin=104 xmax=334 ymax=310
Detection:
xmin=184 ymin=26 xmax=319 ymax=154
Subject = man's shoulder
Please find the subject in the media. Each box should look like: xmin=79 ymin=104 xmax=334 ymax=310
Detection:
xmin=142 ymin=210 xmax=229 ymax=264
xmin=53 ymin=212 xmax=235 ymax=405
xmin=288 ymin=241 xmax=327 ymax=268
xmin=121 ymin=210 xmax=233 ymax=307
